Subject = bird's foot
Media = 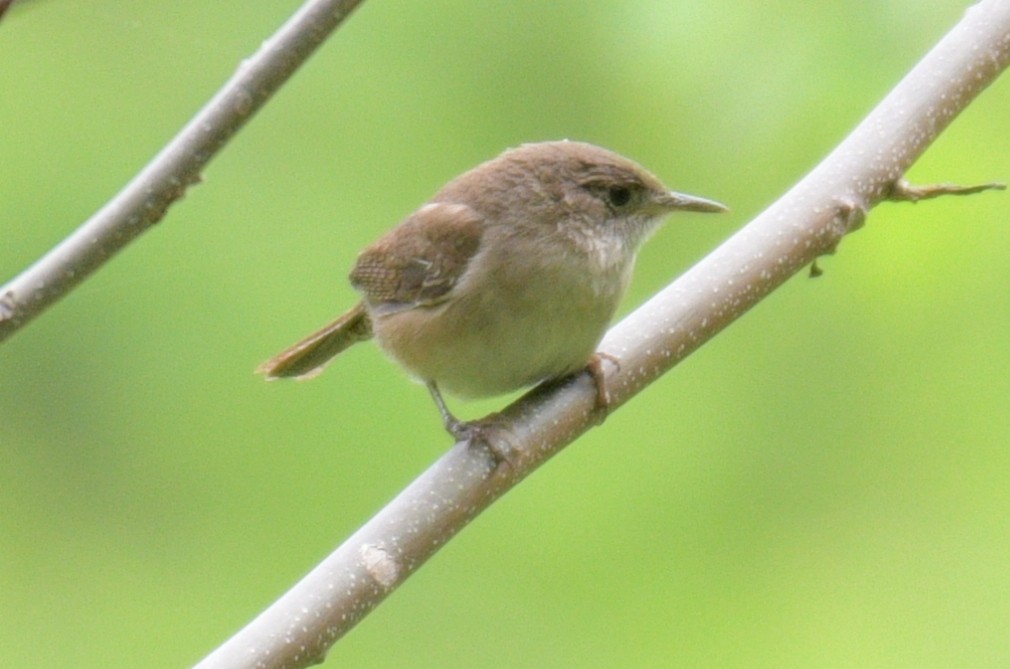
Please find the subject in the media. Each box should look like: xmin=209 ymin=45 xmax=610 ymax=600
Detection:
xmin=427 ymin=382 xmax=517 ymax=468
xmin=586 ymin=352 xmax=620 ymax=423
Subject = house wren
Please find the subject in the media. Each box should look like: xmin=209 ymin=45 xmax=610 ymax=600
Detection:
xmin=258 ymin=141 xmax=725 ymax=439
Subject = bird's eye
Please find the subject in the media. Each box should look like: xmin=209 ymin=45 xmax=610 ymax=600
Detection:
xmin=606 ymin=185 xmax=633 ymax=208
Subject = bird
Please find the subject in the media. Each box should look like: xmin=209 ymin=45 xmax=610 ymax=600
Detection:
xmin=258 ymin=140 xmax=726 ymax=440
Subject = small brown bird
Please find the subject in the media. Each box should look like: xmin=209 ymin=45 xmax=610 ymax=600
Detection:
xmin=259 ymin=141 xmax=725 ymax=439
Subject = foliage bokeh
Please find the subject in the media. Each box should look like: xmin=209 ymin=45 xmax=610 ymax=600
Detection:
xmin=2 ymin=1 xmax=1009 ymax=666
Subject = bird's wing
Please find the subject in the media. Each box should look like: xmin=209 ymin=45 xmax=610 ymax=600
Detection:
xmin=350 ymin=202 xmax=484 ymax=310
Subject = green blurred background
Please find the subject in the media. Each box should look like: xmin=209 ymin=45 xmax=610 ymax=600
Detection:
xmin=2 ymin=1 xmax=1009 ymax=666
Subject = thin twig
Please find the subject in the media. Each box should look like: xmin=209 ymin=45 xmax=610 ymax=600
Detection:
xmin=888 ymin=177 xmax=1006 ymax=202
xmin=0 ymin=0 xmax=366 ymax=342
xmin=192 ymin=2 xmax=1010 ymax=668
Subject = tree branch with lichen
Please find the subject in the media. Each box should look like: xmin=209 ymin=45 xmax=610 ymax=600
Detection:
xmin=190 ymin=2 xmax=1009 ymax=668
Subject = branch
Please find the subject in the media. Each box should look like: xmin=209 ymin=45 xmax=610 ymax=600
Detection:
xmin=888 ymin=177 xmax=1006 ymax=202
xmin=193 ymin=2 xmax=1010 ymax=668
xmin=0 ymin=0 xmax=366 ymax=343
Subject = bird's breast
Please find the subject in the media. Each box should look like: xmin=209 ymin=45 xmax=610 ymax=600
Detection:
xmin=370 ymin=236 xmax=632 ymax=398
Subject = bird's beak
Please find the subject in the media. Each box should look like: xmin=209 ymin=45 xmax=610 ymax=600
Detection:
xmin=657 ymin=190 xmax=728 ymax=214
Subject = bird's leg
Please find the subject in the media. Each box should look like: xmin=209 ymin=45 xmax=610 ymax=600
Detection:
xmin=586 ymin=352 xmax=620 ymax=417
xmin=426 ymin=382 xmax=515 ymax=467
xmin=426 ymin=381 xmax=471 ymax=440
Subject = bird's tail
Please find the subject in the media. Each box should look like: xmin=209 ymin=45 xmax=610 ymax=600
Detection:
xmin=257 ymin=301 xmax=372 ymax=380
